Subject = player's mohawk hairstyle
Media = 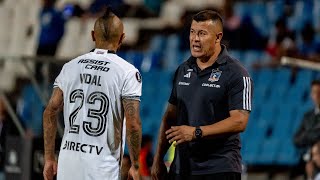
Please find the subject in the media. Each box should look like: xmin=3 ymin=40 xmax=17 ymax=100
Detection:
xmin=98 ymin=6 xmax=116 ymax=40
xmin=101 ymin=6 xmax=115 ymax=19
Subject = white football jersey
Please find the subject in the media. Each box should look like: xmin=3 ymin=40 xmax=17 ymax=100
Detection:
xmin=53 ymin=49 xmax=142 ymax=180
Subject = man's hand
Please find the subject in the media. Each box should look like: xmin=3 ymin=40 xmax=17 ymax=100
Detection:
xmin=128 ymin=166 xmax=140 ymax=180
xmin=151 ymin=160 xmax=168 ymax=180
xmin=43 ymin=159 xmax=57 ymax=180
xmin=165 ymin=125 xmax=195 ymax=145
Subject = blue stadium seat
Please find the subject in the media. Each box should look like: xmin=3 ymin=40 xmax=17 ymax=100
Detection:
xmin=117 ymin=51 xmax=126 ymax=59
xmin=250 ymin=2 xmax=269 ymax=36
xmin=256 ymin=138 xmax=281 ymax=165
xmin=267 ymin=84 xmax=288 ymax=104
xmin=162 ymin=49 xmax=180 ymax=71
xmin=276 ymin=139 xmax=299 ymax=165
xmin=249 ymin=106 xmax=260 ymax=124
xmin=291 ymin=109 xmax=306 ymax=136
xmin=125 ymin=51 xmax=144 ymax=70
xmin=284 ymin=84 xmax=307 ymax=104
xmin=250 ymin=67 xmax=260 ymax=83
xmin=165 ymin=34 xmax=179 ymax=50
xmin=288 ymin=1 xmax=313 ymax=31
xmin=242 ymin=50 xmax=263 ymax=68
xmin=266 ymin=0 xmax=284 ymax=23
xmin=181 ymin=50 xmax=191 ymax=64
xmin=295 ymin=69 xmax=314 ymax=87
xmin=244 ymin=113 xmax=260 ymax=140
xmin=302 ymin=98 xmax=313 ymax=112
xmin=242 ymin=133 xmax=262 ymax=164
xmin=229 ymin=50 xmax=243 ymax=62
xmin=141 ymin=52 xmax=161 ymax=72
xmin=258 ymin=102 xmax=279 ymax=128
xmin=271 ymin=103 xmax=295 ymax=139
xmin=233 ymin=2 xmax=250 ymax=19
xmin=255 ymin=68 xmax=276 ymax=87
xmin=149 ymin=35 xmax=166 ymax=53
xmin=273 ymin=67 xmax=292 ymax=87
xmin=313 ymin=0 xmax=320 ymax=29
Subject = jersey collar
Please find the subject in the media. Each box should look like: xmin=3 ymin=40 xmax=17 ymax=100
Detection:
xmin=91 ymin=49 xmax=116 ymax=54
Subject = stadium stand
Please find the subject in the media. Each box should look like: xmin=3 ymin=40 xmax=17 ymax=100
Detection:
xmin=2 ymin=0 xmax=320 ymax=179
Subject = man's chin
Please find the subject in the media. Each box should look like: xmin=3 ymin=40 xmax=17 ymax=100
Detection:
xmin=191 ymin=52 xmax=203 ymax=58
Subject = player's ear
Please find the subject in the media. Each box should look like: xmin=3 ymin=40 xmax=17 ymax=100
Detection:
xmin=215 ymin=32 xmax=223 ymax=43
xmin=91 ymin=30 xmax=96 ymax=42
xmin=118 ymin=33 xmax=125 ymax=45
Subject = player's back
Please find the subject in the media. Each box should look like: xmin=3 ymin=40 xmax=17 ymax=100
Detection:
xmin=54 ymin=49 xmax=142 ymax=180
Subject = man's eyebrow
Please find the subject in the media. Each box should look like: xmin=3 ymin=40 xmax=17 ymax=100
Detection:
xmin=199 ymin=30 xmax=207 ymax=33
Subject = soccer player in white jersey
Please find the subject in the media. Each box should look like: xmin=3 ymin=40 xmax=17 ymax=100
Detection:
xmin=43 ymin=8 xmax=142 ymax=180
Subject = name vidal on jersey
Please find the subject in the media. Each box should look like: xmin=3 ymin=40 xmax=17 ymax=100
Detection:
xmin=80 ymin=73 xmax=101 ymax=86
xmin=62 ymin=140 xmax=103 ymax=155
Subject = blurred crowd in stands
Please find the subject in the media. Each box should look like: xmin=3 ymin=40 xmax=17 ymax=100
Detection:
xmin=2 ymin=0 xmax=320 ymax=179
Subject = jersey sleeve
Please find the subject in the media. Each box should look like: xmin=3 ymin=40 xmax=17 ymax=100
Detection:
xmin=228 ymin=72 xmax=253 ymax=111
xmin=122 ymin=69 xmax=142 ymax=101
xmin=53 ymin=64 xmax=66 ymax=90
xmin=168 ymin=67 xmax=179 ymax=105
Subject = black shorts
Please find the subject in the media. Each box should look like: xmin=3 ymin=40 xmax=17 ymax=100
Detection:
xmin=168 ymin=172 xmax=241 ymax=180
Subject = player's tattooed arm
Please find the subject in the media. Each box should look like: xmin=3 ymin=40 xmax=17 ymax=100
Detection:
xmin=43 ymin=88 xmax=63 ymax=161
xmin=122 ymin=99 xmax=142 ymax=169
xmin=154 ymin=103 xmax=177 ymax=161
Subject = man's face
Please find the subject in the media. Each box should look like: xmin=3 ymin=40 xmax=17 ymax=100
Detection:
xmin=189 ymin=20 xmax=219 ymax=59
xmin=311 ymin=84 xmax=320 ymax=106
xmin=312 ymin=145 xmax=320 ymax=167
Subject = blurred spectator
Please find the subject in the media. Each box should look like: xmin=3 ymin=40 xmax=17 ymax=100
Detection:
xmin=62 ymin=3 xmax=85 ymax=18
xmin=0 ymin=97 xmax=7 ymax=172
xmin=297 ymin=22 xmax=320 ymax=61
xmin=36 ymin=0 xmax=65 ymax=83
xmin=87 ymin=0 xmax=121 ymax=17
xmin=139 ymin=135 xmax=153 ymax=179
xmin=222 ymin=0 xmax=241 ymax=49
xmin=294 ymin=80 xmax=320 ymax=147
xmin=266 ymin=17 xmax=296 ymax=61
xmin=254 ymin=17 xmax=297 ymax=69
xmin=144 ymin=0 xmax=164 ymax=16
xmin=236 ymin=15 xmax=267 ymax=50
xmin=310 ymin=141 xmax=320 ymax=180
xmin=294 ymin=80 xmax=320 ymax=178
xmin=37 ymin=0 xmax=64 ymax=56
xmin=87 ymin=0 xmax=155 ymax=18
xmin=16 ymin=83 xmax=44 ymax=138
xmin=121 ymin=154 xmax=131 ymax=180
xmin=0 ymin=96 xmax=20 ymax=173
xmin=178 ymin=11 xmax=193 ymax=51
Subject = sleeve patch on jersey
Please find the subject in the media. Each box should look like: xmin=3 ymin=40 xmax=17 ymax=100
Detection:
xmin=135 ymin=72 xmax=142 ymax=83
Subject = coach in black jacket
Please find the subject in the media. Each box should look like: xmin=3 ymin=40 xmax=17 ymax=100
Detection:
xmin=294 ymin=80 xmax=320 ymax=148
xmin=294 ymin=80 xmax=320 ymax=179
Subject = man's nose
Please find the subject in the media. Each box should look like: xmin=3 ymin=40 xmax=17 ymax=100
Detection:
xmin=194 ymin=34 xmax=200 ymax=41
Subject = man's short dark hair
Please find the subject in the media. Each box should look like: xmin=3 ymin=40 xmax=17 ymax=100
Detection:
xmin=311 ymin=80 xmax=320 ymax=87
xmin=192 ymin=10 xmax=223 ymax=26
